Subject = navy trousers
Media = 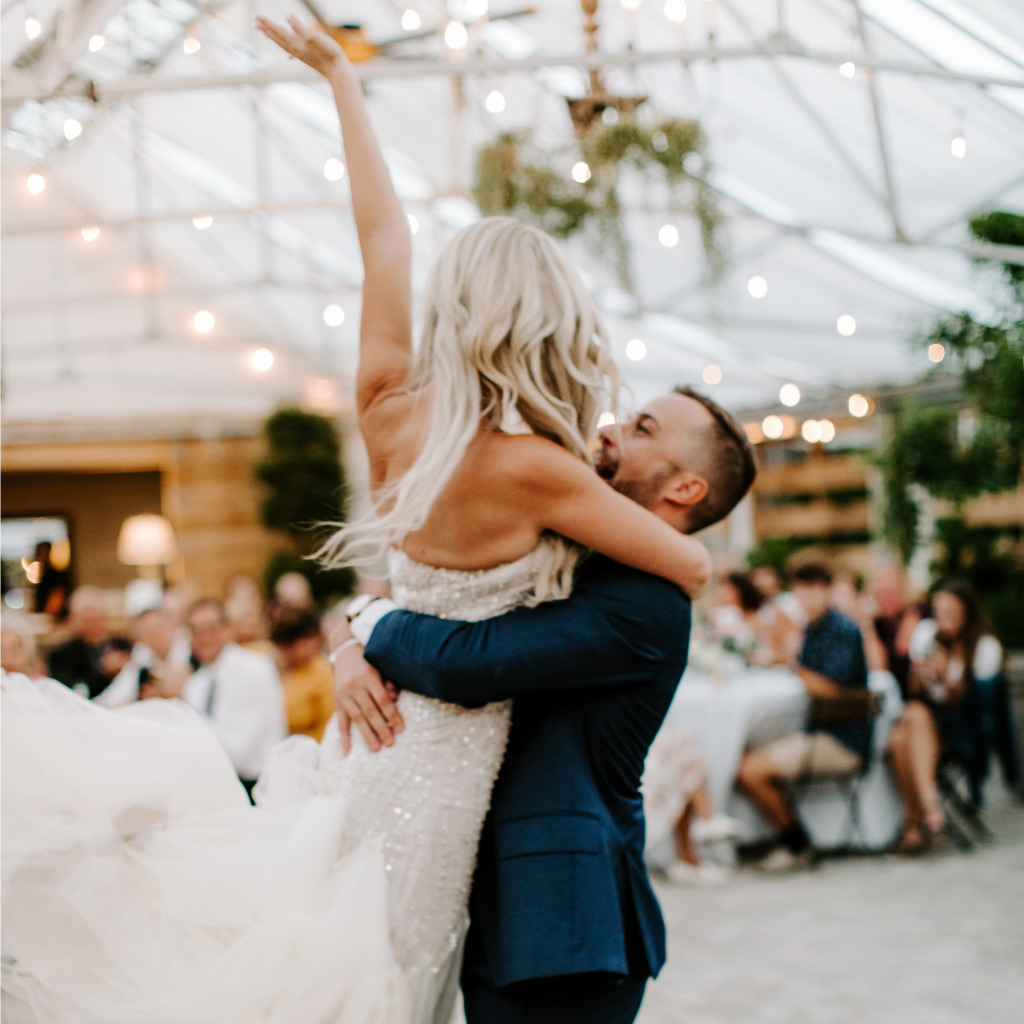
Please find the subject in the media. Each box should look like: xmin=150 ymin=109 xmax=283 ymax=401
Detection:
xmin=463 ymin=972 xmax=647 ymax=1024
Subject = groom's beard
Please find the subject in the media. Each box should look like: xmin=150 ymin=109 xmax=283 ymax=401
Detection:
xmin=610 ymin=465 xmax=674 ymax=511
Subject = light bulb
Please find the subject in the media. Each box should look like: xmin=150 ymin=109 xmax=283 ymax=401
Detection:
xmin=598 ymin=412 xmax=617 ymax=428
xmin=621 ymin=0 xmax=642 ymax=10
xmin=848 ymin=394 xmax=869 ymax=418
xmin=193 ymin=215 xmax=213 ymax=230
xmin=466 ymin=0 xmax=489 ymax=17
xmin=401 ymin=9 xmax=421 ymax=31
xmin=625 ymin=338 xmax=647 ymax=362
xmin=80 ymin=226 xmax=100 ymax=242
xmin=779 ymin=383 xmax=801 ymax=407
xmin=485 ymin=90 xmax=506 ymax=113
xmin=251 ymin=348 xmax=274 ymax=372
xmin=837 ymin=314 xmax=857 ymax=336
xmin=323 ymin=304 xmax=345 ymax=327
xmin=444 ymin=21 xmax=468 ymax=50
xmin=762 ymin=415 xmax=784 ymax=440
xmin=25 ymin=17 xmax=42 ymax=40
xmin=928 ymin=343 xmax=945 ymax=363
xmin=63 ymin=119 xmax=82 ymax=141
xmin=193 ymin=310 xmax=215 ymax=333
xmin=407 ymin=213 xmax=419 ymax=235
xmin=747 ymin=275 xmax=768 ymax=298
xmin=801 ymin=419 xmax=822 ymax=443
xmin=819 ymin=420 xmax=836 ymax=442
xmin=665 ymin=0 xmax=687 ymax=23
xmin=779 ymin=415 xmax=797 ymax=439
xmin=572 ymin=161 xmax=592 ymax=184
xmin=27 ymin=173 xmax=46 ymax=196
xmin=183 ymin=36 xmax=201 ymax=55
xmin=951 ymin=135 xmax=967 ymax=159
xmin=702 ymin=364 xmax=722 ymax=385
xmin=89 ymin=34 xmax=105 ymax=52
xmin=323 ymin=158 xmax=346 ymax=181
xmin=839 ymin=61 xmax=856 ymax=78
xmin=744 ymin=421 xmax=764 ymax=444
xmin=602 ymin=107 xmax=619 ymax=126
xmin=658 ymin=224 xmax=679 ymax=247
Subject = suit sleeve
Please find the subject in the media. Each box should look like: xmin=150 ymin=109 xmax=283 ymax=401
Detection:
xmin=363 ymin=571 xmax=690 ymax=708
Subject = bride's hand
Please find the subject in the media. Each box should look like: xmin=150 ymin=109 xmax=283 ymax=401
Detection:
xmin=256 ymin=15 xmax=349 ymax=78
xmin=333 ymin=643 xmax=405 ymax=754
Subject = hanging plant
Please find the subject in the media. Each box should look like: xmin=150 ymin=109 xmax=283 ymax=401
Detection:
xmin=472 ymin=118 xmax=724 ymax=290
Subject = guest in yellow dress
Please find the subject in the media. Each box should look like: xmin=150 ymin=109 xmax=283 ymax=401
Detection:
xmin=269 ymin=607 xmax=335 ymax=742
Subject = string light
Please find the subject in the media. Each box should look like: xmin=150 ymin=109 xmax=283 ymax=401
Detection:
xmin=89 ymin=34 xmax=106 ymax=52
xmin=839 ymin=61 xmax=856 ymax=78
xmin=183 ymin=37 xmax=201 ymax=55
xmin=63 ymin=119 xmax=82 ymax=141
xmin=27 ymin=173 xmax=46 ymax=196
xmin=819 ymin=420 xmax=836 ymax=442
xmin=837 ymin=313 xmax=857 ymax=336
xmin=665 ymin=0 xmax=687 ymax=23
xmin=485 ymin=90 xmax=506 ymax=113
xmin=762 ymin=415 xmax=784 ymax=440
xmin=407 ymin=212 xmax=419 ymax=235
xmin=598 ymin=412 xmax=617 ymax=428
xmin=401 ymin=9 xmax=421 ymax=31
xmin=744 ymin=421 xmax=764 ymax=444
xmin=444 ymin=21 xmax=468 ymax=49
xmin=747 ymin=275 xmax=768 ymax=298
xmin=625 ymin=338 xmax=647 ymax=362
xmin=602 ymin=107 xmax=619 ymax=126
xmin=323 ymin=304 xmax=345 ymax=327
xmin=951 ymin=135 xmax=967 ymax=159
xmin=466 ymin=0 xmax=489 ymax=16
xmin=80 ymin=226 xmax=100 ymax=242
xmin=621 ymin=0 xmax=641 ymax=9
xmin=778 ymin=416 xmax=797 ymax=439
xmin=572 ymin=161 xmax=592 ymax=183
xmin=848 ymin=393 xmax=870 ymax=417
xmin=24 ymin=17 xmax=42 ymax=39
xmin=193 ymin=215 xmax=213 ymax=230
xmin=658 ymin=224 xmax=679 ymax=247
xmin=323 ymin=158 xmax=345 ymax=181
xmin=779 ymin=383 xmax=801 ymax=407
xmin=702 ymin=364 xmax=722 ymax=385
xmin=193 ymin=310 xmax=215 ymax=333
xmin=928 ymin=343 xmax=945 ymax=363
xmin=801 ymin=419 xmax=822 ymax=443
xmin=251 ymin=348 xmax=274 ymax=372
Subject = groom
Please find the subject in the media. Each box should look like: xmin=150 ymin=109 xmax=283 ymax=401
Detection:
xmin=334 ymin=385 xmax=756 ymax=1024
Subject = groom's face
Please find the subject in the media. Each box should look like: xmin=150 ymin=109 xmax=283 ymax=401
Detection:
xmin=595 ymin=393 xmax=713 ymax=512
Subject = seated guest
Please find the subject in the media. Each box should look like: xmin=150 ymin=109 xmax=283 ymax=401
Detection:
xmin=868 ymin=567 xmax=921 ymax=697
xmin=144 ymin=598 xmax=287 ymax=798
xmin=32 ymin=540 xmax=70 ymax=620
xmin=750 ymin=564 xmax=807 ymax=629
xmin=714 ymin=571 xmax=799 ymax=667
xmin=270 ymin=607 xmax=335 ymax=742
xmin=889 ymin=580 xmax=1004 ymax=853
xmin=95 ymin=607 xmax=192 ymax=708
xmin=226 ymin=594 xmax=276 ymax=657
xmin=47 ymin=587 xmax=132 ymax=699
xmin=1 ymin=625 xmax=32 ymax=676
xmin=737 ymin=562 xmax=870 ymax=870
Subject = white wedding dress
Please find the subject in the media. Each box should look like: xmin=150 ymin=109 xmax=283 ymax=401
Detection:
xmin=2 ymin=545 xmax=553 ymax=1024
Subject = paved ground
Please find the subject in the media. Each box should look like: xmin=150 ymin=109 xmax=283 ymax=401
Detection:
xmin=638 ymin=784 xmax=1024 ymax=1024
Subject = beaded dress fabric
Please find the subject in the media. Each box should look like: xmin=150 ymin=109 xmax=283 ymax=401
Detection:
xmin=1 ymin=544 xmax=553 ymax=1024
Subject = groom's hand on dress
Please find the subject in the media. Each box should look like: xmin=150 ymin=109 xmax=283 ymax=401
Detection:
xmin=333 ymin=643 xmax=405 ymax=754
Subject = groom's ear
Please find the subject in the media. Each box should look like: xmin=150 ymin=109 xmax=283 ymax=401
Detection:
xmin=665 ymin=471 xmax=709 ymax=510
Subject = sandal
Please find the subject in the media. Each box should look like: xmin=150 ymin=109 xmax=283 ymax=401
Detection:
xmin=893 ymin=821 xmax=927 ymax=855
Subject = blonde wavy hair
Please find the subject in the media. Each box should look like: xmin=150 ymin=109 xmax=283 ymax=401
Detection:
xmin=318 ymin=216 xmax=620 ymax=602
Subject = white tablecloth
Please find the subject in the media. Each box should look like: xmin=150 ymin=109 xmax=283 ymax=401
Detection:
xmin=662 ymin=668 xmax=905 ymax=851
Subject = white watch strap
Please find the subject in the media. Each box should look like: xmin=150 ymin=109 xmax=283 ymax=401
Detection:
xmin=350 ymin=598 xmax=399 ymax=645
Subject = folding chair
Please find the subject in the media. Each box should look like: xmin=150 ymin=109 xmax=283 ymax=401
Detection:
xmin=788 ymin=690 xmax=885 ymax=853
xmin=935 ymin=753 xmax=996 ymax=851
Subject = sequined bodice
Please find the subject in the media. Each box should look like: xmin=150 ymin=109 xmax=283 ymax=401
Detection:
xmin=319 ymin=546 xmax=550 ymax=1017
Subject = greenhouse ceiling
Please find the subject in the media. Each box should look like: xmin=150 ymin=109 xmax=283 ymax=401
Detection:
xmin=2 ymin=0 xmax=1023 ymax=433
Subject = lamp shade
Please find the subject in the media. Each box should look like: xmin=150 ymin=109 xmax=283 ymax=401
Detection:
xmin=117 ymin=514 xmax=178 ymax=566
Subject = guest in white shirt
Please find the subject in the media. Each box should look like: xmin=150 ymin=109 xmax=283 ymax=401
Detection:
xmin=145 ymin=598 xmax=287 ymax=798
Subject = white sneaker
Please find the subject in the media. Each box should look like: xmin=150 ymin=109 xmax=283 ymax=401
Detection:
xmin=752 ymin=846 xmax=814 ymax=874
xmin=691 ymin=814 xmax=744 ymax=845
xmin=665 ymin=859 xmax=733 ymax=886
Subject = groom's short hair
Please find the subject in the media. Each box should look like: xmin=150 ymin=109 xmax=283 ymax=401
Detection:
xmin=673 ymin=385 xmax=757 ymax=533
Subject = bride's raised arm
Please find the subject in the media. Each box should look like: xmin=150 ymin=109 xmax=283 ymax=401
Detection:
xmin=256 ymin=16 xmax=412 ymax=432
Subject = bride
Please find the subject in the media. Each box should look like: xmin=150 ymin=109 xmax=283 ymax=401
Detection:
xmin=1 ymin=17 xmax=712 ymax=1024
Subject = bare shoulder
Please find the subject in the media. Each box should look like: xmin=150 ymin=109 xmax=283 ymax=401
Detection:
xmin=481 ymin=433 xmax=594 ymax=495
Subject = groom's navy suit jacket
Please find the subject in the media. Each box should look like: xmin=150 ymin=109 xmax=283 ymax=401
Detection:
xmin=364 ymin=555 xmax=691 ymax=988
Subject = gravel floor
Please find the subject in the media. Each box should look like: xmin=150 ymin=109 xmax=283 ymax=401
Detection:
xmin=638 ymin=784 xmax=1024 ymax=1024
